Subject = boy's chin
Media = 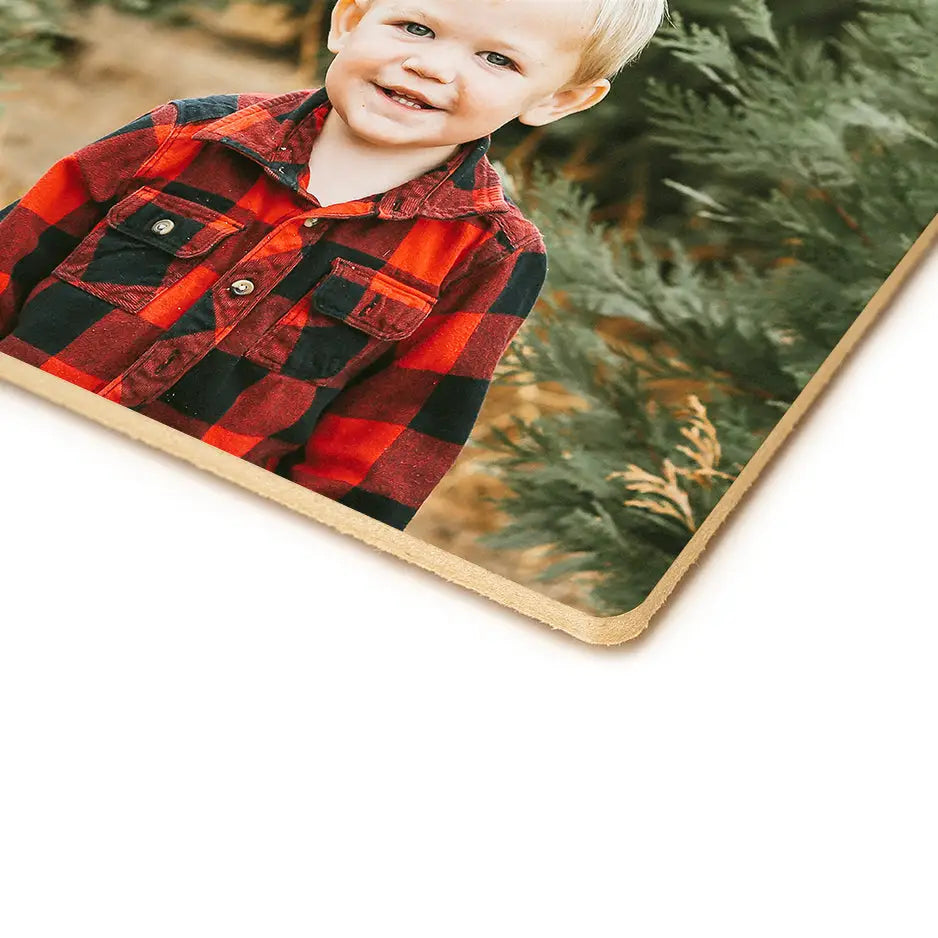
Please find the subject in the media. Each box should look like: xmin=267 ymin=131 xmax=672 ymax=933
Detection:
xmin=343 ymin=114 xmax=459 ymax=150
xmin=371 ymin=133 xmax=450 ymax=149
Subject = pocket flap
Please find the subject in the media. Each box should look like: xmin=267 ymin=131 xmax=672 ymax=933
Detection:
xmin=106 ymin=186 xmax=244 ymax=258
xmin=312 ymin=257 xmax=437 ymax=341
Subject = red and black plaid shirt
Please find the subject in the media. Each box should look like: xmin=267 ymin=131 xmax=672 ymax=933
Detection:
xmin=0 ymin=88 xmax=547 ymax=530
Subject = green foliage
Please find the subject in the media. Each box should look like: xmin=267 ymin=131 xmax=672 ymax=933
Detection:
xmin=490 ymin=0 xmax=864 ymax=230
xmin=0 ymin=0 xmax=69 ymax=70
xmin=480 ymin=0 xmax=938 ymax=615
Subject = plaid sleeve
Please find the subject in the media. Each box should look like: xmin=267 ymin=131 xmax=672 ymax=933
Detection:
xmin=0 ymin=101 xmax=178 ymax=339
xmin=279 ymin=239 xmax=548 ymax=530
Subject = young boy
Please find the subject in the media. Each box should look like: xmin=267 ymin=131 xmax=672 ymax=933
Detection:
xmin=0 ymin=0 xmax=667 ymax=531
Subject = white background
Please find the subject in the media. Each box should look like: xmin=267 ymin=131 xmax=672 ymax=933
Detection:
xmin=1 ymin=244 xmax=935 ymax=937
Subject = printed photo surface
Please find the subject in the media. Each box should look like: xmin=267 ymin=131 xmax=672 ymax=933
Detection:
xmin=1 ymin=0 xmax=935 ymax=623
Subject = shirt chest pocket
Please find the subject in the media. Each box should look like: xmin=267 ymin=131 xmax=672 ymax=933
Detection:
xmin=244 ymin=257 xmax=437 ymax=383
xmin=52 ymin=186 xmax=244 ymax=314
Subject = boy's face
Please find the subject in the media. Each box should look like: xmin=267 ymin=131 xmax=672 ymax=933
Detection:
xmin=325 ymin=0 xmax=610 ymax=151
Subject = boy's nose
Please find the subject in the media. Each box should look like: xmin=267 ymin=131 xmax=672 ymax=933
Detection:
xmin=402 ymin=53 xmax=457 ymax=85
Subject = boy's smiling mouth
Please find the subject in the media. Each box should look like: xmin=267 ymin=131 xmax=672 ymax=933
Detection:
xmin=376 ymin=85 xmax=441 ymax=111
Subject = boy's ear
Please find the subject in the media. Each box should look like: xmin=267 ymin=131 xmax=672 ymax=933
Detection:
xmin=327 ymin=0 xmax=369 ymax=54
xmin=518 ymin=79 xmax=612 ymax=127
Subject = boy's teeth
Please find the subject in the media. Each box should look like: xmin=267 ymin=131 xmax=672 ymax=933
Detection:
xmin=387 ymin=90 xmax=428 ymax=109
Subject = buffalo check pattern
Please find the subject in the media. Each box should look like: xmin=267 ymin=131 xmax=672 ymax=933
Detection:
xmin=0 ymin=88 xmax=547 ymax=530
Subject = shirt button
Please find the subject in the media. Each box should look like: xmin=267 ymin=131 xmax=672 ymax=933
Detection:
xmin=151 ymin=219 xmax=175 ymax=235
xmin=303 ymin=218 xmax=320 ymax=228
xmin=230 ymin=279 xmax=256 ymax=296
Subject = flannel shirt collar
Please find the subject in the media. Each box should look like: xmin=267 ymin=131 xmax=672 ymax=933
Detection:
xmin=191 ymin=87 xmax=512 ymax=221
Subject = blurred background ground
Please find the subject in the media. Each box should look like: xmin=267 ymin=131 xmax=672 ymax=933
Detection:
xmin=0 ymin=3 xmax=597 ymax=612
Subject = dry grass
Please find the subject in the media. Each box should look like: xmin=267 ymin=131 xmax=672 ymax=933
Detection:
xmin=608 ymin=395 xmax=738 ymax=534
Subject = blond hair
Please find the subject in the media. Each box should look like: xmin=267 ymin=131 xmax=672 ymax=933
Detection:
xmin=345 ymin=0 xmax=668 ymax=85
xmin=575 ymin=0 xmax=670 ymax=84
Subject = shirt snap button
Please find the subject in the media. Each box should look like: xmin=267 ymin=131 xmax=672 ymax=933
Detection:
xmin=303 ymin=218 xmax=320 ymax=228
xmin=151 ymin=219 xmax=175 ymax=236
xmin=230 ymin=279 xmax=256 ymax=296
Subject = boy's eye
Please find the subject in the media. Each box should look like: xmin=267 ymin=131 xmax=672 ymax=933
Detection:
xmin=482 ymin=52 xmax=516 ymax=70
xmin=401 ymin=22 xmax=434 ymax=37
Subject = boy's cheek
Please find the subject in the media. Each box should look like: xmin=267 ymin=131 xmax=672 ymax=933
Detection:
xmin=333 ymin=56 xmax=379 ymax=81
xmin=342 ymin=34 xmax=393 ymax=68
